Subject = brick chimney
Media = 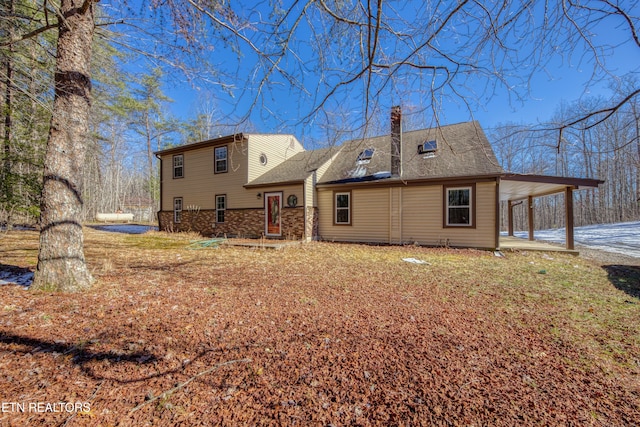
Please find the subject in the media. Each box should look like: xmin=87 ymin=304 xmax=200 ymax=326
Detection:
xmin=391 ymin=106 xmax=401 ymax=177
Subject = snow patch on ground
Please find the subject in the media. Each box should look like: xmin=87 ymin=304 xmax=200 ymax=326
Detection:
xmin=509 ymin=220 xmax=640 ymax=258
xmin=0 ymin=224 xmax=158 ymax=288
xmin=0 ymin=269 xmax=33 ymax=289
xmin=90 ymin=224 xmax=158 ymax=234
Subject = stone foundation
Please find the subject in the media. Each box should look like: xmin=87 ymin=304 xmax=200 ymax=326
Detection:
xmin=158 ymin=207 xmax=309 ymax=239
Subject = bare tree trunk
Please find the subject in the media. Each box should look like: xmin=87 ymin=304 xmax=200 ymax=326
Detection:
xmin=32 ymin=0 xmax=95 ymax=291
xmin=2 ymin=0 xmax=15 ymax=221
xmin=3 ymin=48 xmax=12 ymax=207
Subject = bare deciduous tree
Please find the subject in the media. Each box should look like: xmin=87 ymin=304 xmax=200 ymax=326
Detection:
xmin=2 ymin=0 xmax=638 ymax=290
xmin=164 ymin=1 xmax=638 ymax=140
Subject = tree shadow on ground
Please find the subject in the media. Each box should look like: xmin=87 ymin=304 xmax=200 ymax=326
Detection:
xmin=0 ymin=330 xmax=250 ymax=387
xmin=602 ymin=265 xmax=640 ymax=300
xmin=0 ymin=331 xmax=158 ymax=368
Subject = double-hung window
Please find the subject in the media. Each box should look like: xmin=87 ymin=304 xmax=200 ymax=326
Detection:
xmin=335 ymin=191 xmax=351 ymax=225
xmin=445 ymin=186 xmax=473 ymax=226
xmin=173 ymin=154 xmax=184 ymax=178
xmin=215 ymin=146 xmax=228 ymax=173
xmin=174 ymin=197 xmax=183 ymax=223
xmin=216 ymin=195 xmax=226 ymax=223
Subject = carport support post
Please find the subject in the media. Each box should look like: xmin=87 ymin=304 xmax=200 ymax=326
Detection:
xmin=507 ymin=200 xmax=514 ymax=236
xmin=565 ymin=187 xmax=575 ymax=250
xmin=528 ymin=196 xmax=534 ymax=241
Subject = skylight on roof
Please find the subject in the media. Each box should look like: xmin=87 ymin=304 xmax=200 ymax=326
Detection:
xmin=356 ymin=148 xmax=375 ymax=164
xmin=418 ymin=140 xmax=437 ymax=155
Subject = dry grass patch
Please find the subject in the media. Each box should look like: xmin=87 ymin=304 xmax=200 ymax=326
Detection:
xmin=0 ymin=228 xmax=638 ymax=426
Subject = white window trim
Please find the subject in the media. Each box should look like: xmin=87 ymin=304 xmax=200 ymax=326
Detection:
xmin=174 ymin=197 xmax=183 ymax=223
xmin=216 ymin=195 xmax=226 ymax=223
xmin=173 ymin=154 xmax=184 ymax=179
xmin=446 ymin=186 xmax=472 ymax=227
xmin=335 ymin=191 xmax=351 ymax=225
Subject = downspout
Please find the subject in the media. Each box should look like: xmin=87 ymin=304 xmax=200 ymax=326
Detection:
xmin=495 ymin=177 xmax=500 ymax=250
xmin=155 ymin=153 xmax=163 ymax=228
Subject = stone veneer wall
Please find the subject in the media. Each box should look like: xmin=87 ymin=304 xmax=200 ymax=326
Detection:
xmin=158 ymin=207 xmax=308 ymax=239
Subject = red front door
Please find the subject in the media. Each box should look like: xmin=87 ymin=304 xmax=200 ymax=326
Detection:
xmin=265 ymin=192 xmax=282 ymax=237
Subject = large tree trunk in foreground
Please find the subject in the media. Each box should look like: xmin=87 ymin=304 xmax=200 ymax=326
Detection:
xmin=32 ymin=0 xmax=96 ymax=292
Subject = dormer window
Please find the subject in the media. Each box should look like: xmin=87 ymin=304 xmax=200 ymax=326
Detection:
xmin=356 ymin=148 xmax=375 ymax=165
xmin=418 ymin=140 xmax=437 ymax=158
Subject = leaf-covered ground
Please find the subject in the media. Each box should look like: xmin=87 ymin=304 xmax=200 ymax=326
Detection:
xmin=0 ymin=228 xmax=638 ymax=426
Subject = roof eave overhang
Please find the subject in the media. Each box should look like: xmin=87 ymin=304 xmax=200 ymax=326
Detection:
xmin=154 ymin=133 xmax=245 ymax=156
xmin=244 ymin=179 xmax=305 ymax=189
xmin=316 ymin=174 xmax=502 ymax=189
xmin=500 ymin=173 xmax=604 ymax=201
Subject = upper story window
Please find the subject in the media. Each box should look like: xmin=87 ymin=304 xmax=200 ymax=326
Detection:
xmin=356 ymin=148 xmax=375 ymax=165
xmin=173 ymin=154 xmax=184 ymax=179
xmin=215 ymin=146 xmax=228 ymax=173
xmin=418 ymin=140 xmax=437 ymax=158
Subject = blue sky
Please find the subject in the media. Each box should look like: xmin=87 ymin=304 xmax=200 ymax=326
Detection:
xmin=120 ymin=1 xmax=639 ymax=147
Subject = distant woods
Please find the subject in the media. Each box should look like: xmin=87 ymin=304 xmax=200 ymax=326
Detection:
xmin=491 ymin=79 xmax=640 ymax=231
xmin=0 ymin=1 xmax=221 ymax=227
xmin=0 ymin=2 xmax=639 ymax=231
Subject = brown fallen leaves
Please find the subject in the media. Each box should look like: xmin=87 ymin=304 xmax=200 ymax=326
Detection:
xmin=0 ymin=228 xmax=638 ymax=426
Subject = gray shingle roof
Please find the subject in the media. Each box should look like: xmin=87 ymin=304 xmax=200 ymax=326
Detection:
xmin=247 ymin=121 xmax=503 ymax=187
xmin=247 ymin=147 xmax=337 ymax=186
xmin=318 ymin=121 xmax=504 ymax=184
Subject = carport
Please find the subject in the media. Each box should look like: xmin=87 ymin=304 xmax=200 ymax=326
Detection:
xmin=499 ymin=174 xmax=604 ymax=250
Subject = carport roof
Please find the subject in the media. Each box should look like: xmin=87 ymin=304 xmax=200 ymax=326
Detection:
xmin=500 ymin=174 xmax=603 ymax=201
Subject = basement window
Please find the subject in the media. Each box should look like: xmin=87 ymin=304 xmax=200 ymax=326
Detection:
xmin=356 ymin=148 xmax=375 ymax=165
xmin=418 ymin=140 xmax=437 ymax=158
xmin=174 ymin=197 xmax=183 ymax=223
xmin=216 ymin=195 xmax=226 ymax=223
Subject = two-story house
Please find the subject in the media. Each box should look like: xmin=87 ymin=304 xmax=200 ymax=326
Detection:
xmin=156 ymin=133 xmax=315 ymax=239
xmin=155 ymin=107 xmax=602 ymax=250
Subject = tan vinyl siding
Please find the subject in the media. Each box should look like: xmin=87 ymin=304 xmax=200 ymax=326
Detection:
xmin=160 ymin=136 xmax=308 ymax=212
xmin=402 ymin=181 xmax=496 ymax=248
xmin=309 ymin=152 xmax=336 ymax=208
xmin=389 ymin=187 xmax=402 ymax=244
xmin=318 ymin=181 xmax=496 ymax=248
xmin=160 ymin=141 xmax=250 ymax=211
xmin=304 ymin=174 xmax=314 ymax=208
xmin=317 ymin=188 xmax=390 ymax=243
xmin=314 ymin=151 xmax=337 ymax=184
xmin=247 ymin=134 xmax=305 ymax=182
